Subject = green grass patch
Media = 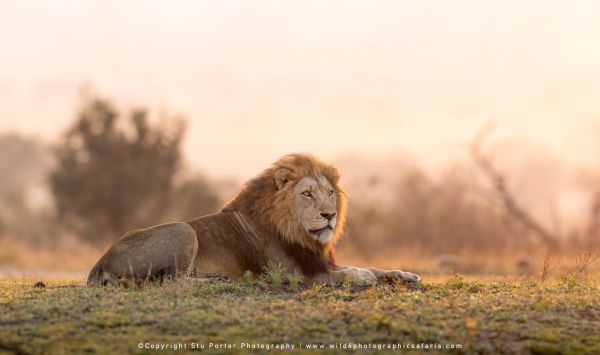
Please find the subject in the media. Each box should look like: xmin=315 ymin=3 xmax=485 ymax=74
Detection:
xmin=0 ymin=275 xmax=599 ymax=354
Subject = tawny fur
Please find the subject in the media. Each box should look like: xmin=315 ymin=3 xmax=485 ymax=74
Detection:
xmin=87 ymin=153 xmax=421 ymax=286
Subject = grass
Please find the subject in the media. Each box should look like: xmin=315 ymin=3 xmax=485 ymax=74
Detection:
xmin=1 ymin=274 xmax=599 ymax=354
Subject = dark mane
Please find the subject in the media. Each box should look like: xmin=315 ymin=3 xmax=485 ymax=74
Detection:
xmin=279 ymin=239 xmax=336 ymax=277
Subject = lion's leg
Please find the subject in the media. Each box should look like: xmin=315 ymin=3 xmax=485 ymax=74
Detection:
xmin=87 ymin=223 xmax=198 ymax=287
xmin=308 ymin=266 xmax=377 ymax=285
xmin=307 ymin=266 xmax=420 ymax=285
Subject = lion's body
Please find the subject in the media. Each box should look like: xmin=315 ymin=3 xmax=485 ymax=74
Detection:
xmin=186 ymin=210 xmax=335 ymax=280
xmin=87 ymin=153 xmax=420 ymax=286
xmin=187 ymin=211 xmax=268 ymax=279
xmin=87 ymin=223 xmax=197 ymax=286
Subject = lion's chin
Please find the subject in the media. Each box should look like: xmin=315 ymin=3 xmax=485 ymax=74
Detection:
xmin=308 ymin=227 xmax=334 ymax=244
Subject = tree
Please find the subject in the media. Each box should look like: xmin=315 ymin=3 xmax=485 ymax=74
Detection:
xmin=49 ymin=96 xmax=185 ymax=242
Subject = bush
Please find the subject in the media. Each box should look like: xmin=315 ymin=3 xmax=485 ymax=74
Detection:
xmin=49 ymin=96 xmax=185 ymax=242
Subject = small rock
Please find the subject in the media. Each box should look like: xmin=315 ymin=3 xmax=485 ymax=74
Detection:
xmin=33 ymin=281 xmax=47 ymax=289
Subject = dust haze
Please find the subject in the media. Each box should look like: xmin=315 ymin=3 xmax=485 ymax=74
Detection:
xmin=1 ymin=1 xmax=600 ymax=275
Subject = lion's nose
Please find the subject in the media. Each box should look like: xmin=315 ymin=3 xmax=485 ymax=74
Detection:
xmin=320 ymin=212 xmax=336 ymax=221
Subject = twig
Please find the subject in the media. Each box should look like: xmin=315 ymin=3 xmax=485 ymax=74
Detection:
xmin=470 ymin=123 xmax=558 ymax=249
xmin=540 ymin=250 xmax=561 ymax=282
xmin=574 ymin=245 xmax=600 ymax=275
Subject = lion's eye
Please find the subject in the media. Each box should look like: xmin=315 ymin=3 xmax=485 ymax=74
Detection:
xmin=302 ymin=191 xmax=312 ymax=198
xmin=329 ymin=190 xmax=335 ymax=196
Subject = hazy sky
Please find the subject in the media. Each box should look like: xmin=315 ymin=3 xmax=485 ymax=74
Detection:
xmin=1 ymin=0 xmax=600 ymax=179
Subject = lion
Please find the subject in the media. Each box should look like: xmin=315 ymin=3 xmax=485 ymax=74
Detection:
xmin=87 ymin=153 xmax=420 ymax=286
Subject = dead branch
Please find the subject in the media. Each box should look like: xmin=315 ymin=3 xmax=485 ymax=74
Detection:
xmin=540 ymin=250 xmax=561 ymax=282
xmin=470 ymin=123 xmax=558 ymax=249
xmin=574 ymin=245 xmax=600 ymax=275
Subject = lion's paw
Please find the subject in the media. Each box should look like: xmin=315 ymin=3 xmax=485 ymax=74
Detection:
xmin=384 ymin=270 xmax=421 ymax=283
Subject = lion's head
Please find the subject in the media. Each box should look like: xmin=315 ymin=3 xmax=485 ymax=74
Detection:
xmin=222 ymin=153 xmax=347 ymax=252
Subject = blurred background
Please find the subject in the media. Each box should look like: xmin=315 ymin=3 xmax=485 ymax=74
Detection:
xmin=1 ymin=0 xmax=599 ymax=277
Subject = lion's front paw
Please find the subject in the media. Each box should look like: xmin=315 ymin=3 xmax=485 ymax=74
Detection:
xmin=343 ymin=267 xmax=377 ymax=284
xmin=384 ymin=270 xmax=421 ymax=283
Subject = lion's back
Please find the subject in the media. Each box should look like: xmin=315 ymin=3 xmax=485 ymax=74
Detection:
xmin=186 ymin=212 xmax=265 ymax=278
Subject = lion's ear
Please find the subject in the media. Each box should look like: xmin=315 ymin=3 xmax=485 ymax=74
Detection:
xmin=274 ymin=168 xmax=292 ymax=190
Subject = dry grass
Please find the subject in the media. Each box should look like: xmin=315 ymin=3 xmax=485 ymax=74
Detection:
xmin=3 ymin=235 xmax=600 ymax=282
xmin=0 ymin=236 xmax=103 ymax=273
xmin=574 ymin=246 xmax=600 ymax=275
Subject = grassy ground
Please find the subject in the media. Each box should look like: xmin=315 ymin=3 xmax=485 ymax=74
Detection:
xmin=1 ymin=274 xmax=599 ymax=354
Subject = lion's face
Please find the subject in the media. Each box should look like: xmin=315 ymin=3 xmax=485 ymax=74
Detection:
xmin=291 ymin=176 xmax=338 ymax=244
xmin=226 ymin=154 xmax=346 ymax=251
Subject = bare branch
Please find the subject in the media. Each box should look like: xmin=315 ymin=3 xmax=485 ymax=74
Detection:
xmin=540 ymin=250 xmax=561 ymax=282
xmin=574 ymin=245 xmax=600 ymax=275
xmin=470 ymin=124 xmax=558 ymax=249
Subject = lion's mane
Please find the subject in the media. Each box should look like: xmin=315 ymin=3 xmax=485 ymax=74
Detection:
xmin=222 ymin=153 xmax=347 ymax=264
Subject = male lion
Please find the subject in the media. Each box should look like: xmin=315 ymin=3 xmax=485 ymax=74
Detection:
xmin=87 ymin=153 xmax=420 ymax=286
